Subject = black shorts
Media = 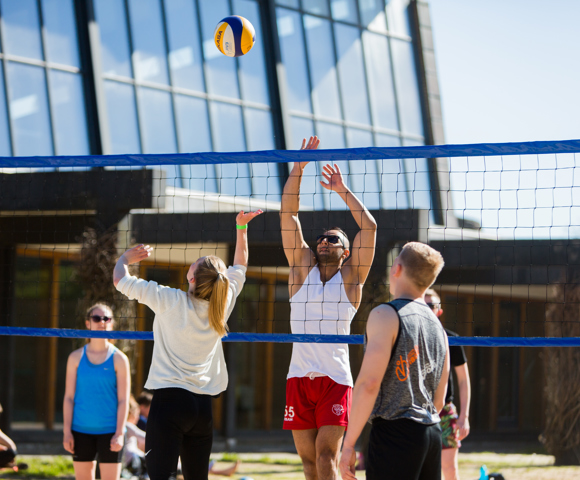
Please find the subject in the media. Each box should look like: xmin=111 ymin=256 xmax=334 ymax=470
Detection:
xmin=71 ymin=431 xmax=124 ymax=463
xmin=367 ymin=418 xmax=442 ymax=480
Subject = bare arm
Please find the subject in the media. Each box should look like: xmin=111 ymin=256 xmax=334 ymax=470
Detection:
xmin=113 ymin=244 xmax=154 ymax=287
xmin=338 ymin=305 xmax=399 ymax=480
xmin=233 ymin=210 xmax=263 ymax=267
xmin=110 ymin=352 xmax=131 ymax=452
xmin=433 ymin=341 xmax=450 ymax=413
xmin=320 ymin=164 xmax=377 ymax=282
xmin=62 ymin=351 xmax=80 ymax=454
xmin=280 ymin=137 xmax=319 ymax=268
xmin=455 ymin=363 xmax=471 ymax=440
xmin=0 ymin=429 xmax=16 ymax=451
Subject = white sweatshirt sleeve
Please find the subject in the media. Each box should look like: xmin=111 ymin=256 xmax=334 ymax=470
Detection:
xmin=224 ymin=265 xmax=247 ymax=321
xmin=115 ymin=275 xmax=181 ymax=314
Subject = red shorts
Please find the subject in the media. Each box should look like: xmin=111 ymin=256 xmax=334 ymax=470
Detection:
xmin=283 ymin=376 xmax=352 ymax=430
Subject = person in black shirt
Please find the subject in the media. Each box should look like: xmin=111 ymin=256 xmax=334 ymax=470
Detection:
xmin=425 ymin=289 xmax=471 ymax=480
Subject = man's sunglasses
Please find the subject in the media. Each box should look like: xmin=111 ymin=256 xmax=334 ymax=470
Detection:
xmin=316 ymin=234 xmax=344 ymax=247
xmin=89 ymin=315 xmax=112 ymax=323
xmin=426 ymin=303 xmax=440 ymax=310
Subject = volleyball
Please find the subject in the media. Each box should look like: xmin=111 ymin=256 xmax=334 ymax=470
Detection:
xmin=214 ymin=15 xmax=255 ymax=57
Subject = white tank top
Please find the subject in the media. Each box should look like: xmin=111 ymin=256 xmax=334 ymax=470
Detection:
xmin=288 ymin=265 xmax=357 ymax=386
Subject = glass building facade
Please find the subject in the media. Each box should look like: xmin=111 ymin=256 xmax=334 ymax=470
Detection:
xmin=0 ymin=0 xmax=446 ymax=433
xmin=0 ymin=0 xmax=432 ymax=211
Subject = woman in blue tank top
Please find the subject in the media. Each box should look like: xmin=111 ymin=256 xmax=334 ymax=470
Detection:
xmin=63 ymin=303 xmax=131 ymax=480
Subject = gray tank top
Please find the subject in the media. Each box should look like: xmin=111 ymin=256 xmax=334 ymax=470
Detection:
xmin=369 ymin=299 xmax=447 ymax=425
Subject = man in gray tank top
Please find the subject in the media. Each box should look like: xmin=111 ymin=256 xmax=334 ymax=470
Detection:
xmin=339 ymin=242 xmax=450 ymax=480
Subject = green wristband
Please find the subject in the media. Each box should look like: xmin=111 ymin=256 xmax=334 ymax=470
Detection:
xmin=236 ymin=224 xmax=247 ymax=230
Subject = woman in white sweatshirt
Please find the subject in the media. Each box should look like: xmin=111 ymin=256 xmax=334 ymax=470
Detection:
xmin=113 ymin=209 xmax=262 ymax=480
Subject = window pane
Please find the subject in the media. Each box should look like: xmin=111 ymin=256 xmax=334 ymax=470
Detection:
xmin=174 ymin=95 xmax=217 ymax=192
xmin=94 ymin=0 xmax=133 ymax=77
xmin=402 ymin=138 xmax=430 ymax=210
xmin=103 ymin=80 xmax=140 ymax=154
xmin=375 ymin=134 xmax=408 ymax=208
xmin=1 ymin=0 xmax=43 ymax=60
xmin=301 ymin=0 xmax=329 ymax=16
xmin=359 ymin=0 xmax=387 ymax=32
xmin=49 ymin=71 xmax=89 ymax=155
xmin=7 ymin=63 xmax=52 ymax=156
xmin=331 ymin=0 xmax=358 ymax=23
xmin=276 ymin=8 xmax=311 ymax=114
xmin=209 ymin=102 xmax=251 ymax=195
xmin=0 ymin=64 xmax=12 ymax=156
xmin=316 ymin=121 xmax=347 ymax=210
xmin=164 ymin=0 xmax=205 ymax=92
xmin=346 ymin=128 xmax=380 ymax=209
xmin=41 ymin=0 xmax=81 ymax=67
xmin=244 ymin=108 xmax=281 ymax=200
xmin=276 ymin=0 xmax=299 ymax=6
xmin=128 ymin=0 xmax=170 ymax=85
xmin=335 ymin=24 xmax=370 ymax=125
xmin=235 ymin=0 xmax=270 ymax=105
xmin=198 ymin=0 xmax=240 ymax=99
xmin=304 ymin=16 xmax=341 ymax=119
xmin=385 ymin=0 xmax=411 ymax=36
xmin=391 ymin=39 xmax=423 ymax=136
xmin=362 ymin=31 xmax=398 ymax=131
xmin=289 ymin=116 xmax=322 ymax=210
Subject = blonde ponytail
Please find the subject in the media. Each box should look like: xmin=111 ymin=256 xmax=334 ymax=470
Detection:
xmin=193 ymin=256 xmax=230 ymax=337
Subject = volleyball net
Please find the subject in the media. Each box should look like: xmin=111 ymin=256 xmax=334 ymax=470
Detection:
xmin=1 ymin=139 xmax=580 ymax=347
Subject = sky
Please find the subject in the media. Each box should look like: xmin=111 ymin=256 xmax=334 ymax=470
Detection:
xmin=426 ymin=0 xmax=580 ymax=239
xmin=428 ymin=0 xmax=580 ymax=145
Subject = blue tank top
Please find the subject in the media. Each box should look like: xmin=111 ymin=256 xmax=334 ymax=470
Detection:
xmin=72 ymin=344 xmax=118 ymax=434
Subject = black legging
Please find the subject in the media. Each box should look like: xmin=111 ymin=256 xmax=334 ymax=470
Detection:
xmin=145 ymin=388 xmax=213 ymax=480
xmin=0 ymin=448 xmax=16 ymax=468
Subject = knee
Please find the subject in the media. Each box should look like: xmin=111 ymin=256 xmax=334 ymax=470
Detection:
xmin=442 ymin=464 xmax=458 ymax=480
xmin=316 ymin=449 xmax=338 ymax=468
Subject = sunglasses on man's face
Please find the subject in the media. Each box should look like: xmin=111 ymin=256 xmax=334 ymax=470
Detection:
xmin=316 ymin=234 xmax=344 ymax=247
xmin=89 ymin=315 xmax=112 ymax=323
xmin=426 ymin=303 xmax=440 ymax=310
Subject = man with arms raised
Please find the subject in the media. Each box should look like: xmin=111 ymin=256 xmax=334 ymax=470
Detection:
xmin=339 ymin=242 xmax=450 ymax=480
xmin=280 ymin=136 xmax=377 ymax=480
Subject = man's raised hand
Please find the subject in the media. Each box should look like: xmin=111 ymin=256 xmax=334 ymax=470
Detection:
xmin=320 ymin=163 xmax=347 ymax=193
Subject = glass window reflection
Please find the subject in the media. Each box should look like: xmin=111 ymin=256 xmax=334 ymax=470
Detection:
xmin=276 ymin=0 xmax=299 ymax=7
xmin=304 ymin=16 xmax=341 ymax=120
xmin=331 ymin=0 xmax=358 ymax=23
xmin=375 ymin=134 xmax=408 ymax=209
xmin=0 ymin=64 xmax=12 ymax=156
xmin=334 ymin=24 xmax=370 ymax=125
xmin=391 ymin=39 xmax=423 ymax=137
xmin=362 ymin=31 xmax=398 ymax=131
xmin=316 ymin=121 xmax=347 ymax=210
xmin=94 ymin=0 xmax=133 ymax=77
xmin=358 ymin=0 xmax=387 ymax=32
xmin=277 ymin=8 xmax=311 ymax=114
xmin=244 ymin=108 xmax=281 ymax=200
xmin=346 ymin=128 xmax=380 ymax=209
xmin=1 ymin=0 xmax=43 ymax=60
xmin=209 ymin=102 xmax=251 ymax=196
xmin=7 ymin=63 xmax=52 ymax=156
xmin=103 ymin=80 xmax=140 ymax=154
xmin=235 ymin=0 xmax=270 ymax=105
xmin=174 ymin=95 xmax=217 ymax=192
xmin=41 ymin=0 xmax=80 ymax=67
xmin=289 ymin=116 xmax=322 ymax=210
xmin=198 ymin=0 xmax=240 ymax=99
xmin=302 ymin=0 xmax=329 ymax=16
xmin=49 ymin=71 xmax=89 ymax=155
xmin=128 ymin=0 xmax=170 ymax=85
xmin=402 ymin=138 xmax=430 ymax=210
xmin=385 ymin=0 xmax=411 ymax=36
xmin=164 ymin=0 xmax=205 ymax=92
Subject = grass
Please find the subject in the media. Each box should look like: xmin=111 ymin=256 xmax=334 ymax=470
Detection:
xmin=0 ymin=457 xmax=74 ymax=479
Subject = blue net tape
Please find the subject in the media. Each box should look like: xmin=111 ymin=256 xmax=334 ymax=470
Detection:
xmin=0 ymin=327 xmax=579 ymax=346
xmin=1 ymin=139 xmax=579 ymax=168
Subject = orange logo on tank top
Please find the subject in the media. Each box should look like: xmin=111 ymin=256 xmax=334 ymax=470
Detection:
xmin=395 ymin=345 xmax=419 ymax=382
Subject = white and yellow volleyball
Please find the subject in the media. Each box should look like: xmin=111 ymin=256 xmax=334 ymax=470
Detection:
xmin=214 ymin=15 xmax=255 ymax=57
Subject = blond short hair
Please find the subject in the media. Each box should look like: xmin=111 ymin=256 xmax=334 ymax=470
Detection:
xmin=398 ymin=242 xmax=444 ymax=289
